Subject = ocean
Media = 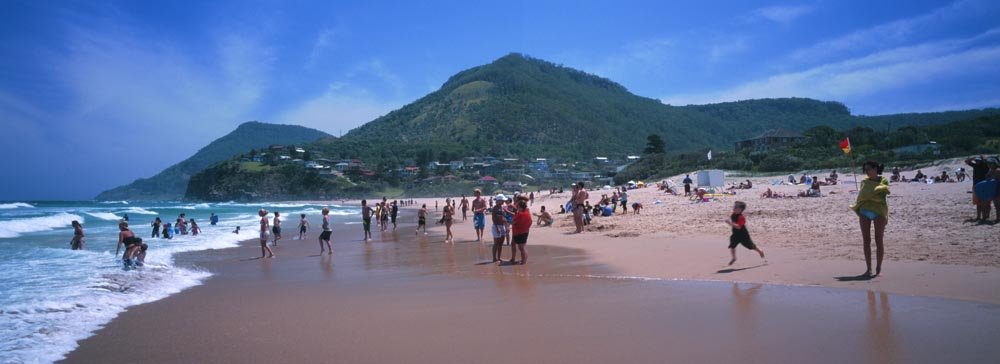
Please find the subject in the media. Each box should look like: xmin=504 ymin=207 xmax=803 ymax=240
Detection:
xmin=0 ymin=200 xmax=355 ymax=363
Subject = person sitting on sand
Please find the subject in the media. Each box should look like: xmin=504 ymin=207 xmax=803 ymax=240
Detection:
xmin=799 ymin=174 xmax=807 ymax=185
xmin=913 ymin=170 xmax=926 ymax=182
xmin=891 ymin=166 xmax=901 ymax=182
xmin=788 ymin=175 xmax=796 ymax=185
xmin=851 ymin=161 xmax=890 ymax=277
xmin=631 ymin=202 xmax=643 ymax=214
xmin=956 ymin=167 xmax=967 ymax=182
xmin=723 ymin=201 xmax=765 ymax=266
xmin=534 ymin=206 xmax=553 ymax=226
xmin=70 ymin=220 xmax=85 ymax=250
xmin=694 ymin=188 xmax=708 ymax=202
xmin=828 ymin=170 xmax=839 ymax=185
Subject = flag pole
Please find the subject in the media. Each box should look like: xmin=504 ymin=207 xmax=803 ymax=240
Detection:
xmin=851 ymin=151 xmax=859 ymax=191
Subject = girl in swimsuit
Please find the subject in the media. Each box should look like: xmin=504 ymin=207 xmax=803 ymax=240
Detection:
xmin=443 ymin=198 xmax=455 ymax=243
xmin=258 ymin=209 xmax=275 ymax=258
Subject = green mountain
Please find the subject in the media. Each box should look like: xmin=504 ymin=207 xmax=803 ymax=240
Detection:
xmin=96 ymin=122 xmax=331 ymax=200
xmin=309 ymin=53 xmax=998 ymax=168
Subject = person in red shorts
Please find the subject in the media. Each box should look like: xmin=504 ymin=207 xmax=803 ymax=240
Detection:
xmin=509 ymin=196 xmax=533 ymax=265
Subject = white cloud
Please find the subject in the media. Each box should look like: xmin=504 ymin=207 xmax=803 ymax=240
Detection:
xmin=661 ymin=30 xmax=1000 ymax=111
xmin=273 ymin=83 xmax=402 ymax=135
xmin=347 ymin=59 xmax=405 ymax=94
xmin=306 ymin=27 xmax=341 ymax=69
xmin=753 ymin=5 xmax=813 ymax=24
xmin=789 ymin=0 xmax=994 ymax=62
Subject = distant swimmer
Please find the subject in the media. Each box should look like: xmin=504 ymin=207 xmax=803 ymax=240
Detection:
xmin=258 ymin=209 xmax=274 ymax=258
xmin=190 ymin=219 xmax=200 ymax=236
xmin=272 ymin=211 xmax=282 ymax=247
xmin=151 ymin=217 xmax=161 ymax=238
xmin=319 ymin=208 xmax=332 ymax=255
xmin=70 ymin=220 xmax=85 ymax=250
xmin=232 ymin=226 xmax=240 ymax=234
xmin=210 ymin=212 xmax=219 ymax=226
xmin=298 ymin=213 xmax=308 ymax=240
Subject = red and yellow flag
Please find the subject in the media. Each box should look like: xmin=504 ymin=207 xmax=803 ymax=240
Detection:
xmin=839 ymin=137 xmax=851 ymax=154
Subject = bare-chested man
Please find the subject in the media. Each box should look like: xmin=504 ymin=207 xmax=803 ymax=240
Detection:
xmin=471 ymin=189 xmax=487 ymax=241
xmin=460 ymin=195 xmax=470 ymax=221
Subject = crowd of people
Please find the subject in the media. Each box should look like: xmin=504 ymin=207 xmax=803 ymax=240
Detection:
xmin=72 ymin=155 xmax=999 ymax=277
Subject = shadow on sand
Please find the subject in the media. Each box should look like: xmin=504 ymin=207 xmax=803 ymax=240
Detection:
xmin=716 ymin=263 xmax=766 ymax=274
xmin=835 ymin=274 xmax=874 ymax=282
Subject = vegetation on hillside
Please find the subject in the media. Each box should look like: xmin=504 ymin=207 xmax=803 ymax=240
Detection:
xmin=615 ymin=115 xmax=1000 ymax=184
xmin=97 ymin=122 xmax=331 ymax=200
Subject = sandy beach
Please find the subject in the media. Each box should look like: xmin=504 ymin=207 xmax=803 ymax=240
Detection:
xmin=61 ymin=171 xmax=1000 ymax=363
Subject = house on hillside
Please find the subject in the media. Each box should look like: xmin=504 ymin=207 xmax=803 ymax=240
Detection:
xmin=735 ymin=129 xmax=804 ymax=152
xmin=502 ymin=181 xmax=522 ymax=191
xmin=479 ymin=176 xmax=499 ymax=185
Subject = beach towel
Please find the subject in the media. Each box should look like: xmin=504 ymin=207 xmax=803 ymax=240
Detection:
xmin=851 ymin=176 xmax=890 ymax=219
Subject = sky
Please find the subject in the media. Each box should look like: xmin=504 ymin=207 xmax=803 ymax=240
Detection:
xmin=1 ymin=0 xmax=999 ymax=200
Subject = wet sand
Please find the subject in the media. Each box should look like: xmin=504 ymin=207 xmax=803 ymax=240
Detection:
xmin=62 ymin=213 xmax=1000 ymax=363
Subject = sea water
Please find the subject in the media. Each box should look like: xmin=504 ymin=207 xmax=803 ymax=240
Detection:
xmin=0 ymin=201 xmax=355 ymax=363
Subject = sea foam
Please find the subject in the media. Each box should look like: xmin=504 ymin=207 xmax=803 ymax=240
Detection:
xmin=0 ymin=202 xmax=34 ymax=209
xmin=0 ymin=213 xmax=83 ymax=239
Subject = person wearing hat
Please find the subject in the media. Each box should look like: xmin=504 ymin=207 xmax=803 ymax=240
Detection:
xmin=490 ymin=194 xmax=509 ymax=263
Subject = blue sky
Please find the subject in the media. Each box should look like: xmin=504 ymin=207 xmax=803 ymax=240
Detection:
xmin=2 ymin=0 xmax=999 ymax=200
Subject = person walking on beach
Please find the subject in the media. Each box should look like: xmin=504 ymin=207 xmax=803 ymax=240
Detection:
xmin=272 ymin=211 xmax=282 ymax=246
xmin=510 ymin=197 xmax=532 ymax=265
xmin=851 ymin=161 xmax=890 ymax=277
xmin=70 ymin=220 xmax=85 ymax=250
xmin=472 ymin=189 xmax=487 ymax=241
xmin=151 ymin=217 xmax=161 ymax=238
xmin=380 ymin=203 xmax=390 ymax=232
xmin=491 ymin=194 xmax=509 ymax=263
xmin=683 ymin=174 xmax=693 ymax=197
xmin=258 ymin=209 xmax=275 ymax=259
xmin=723 ymin=201 xmax=765 ymax=266
xmin=443 ymin=198 xmax=455 ymax=243
xmin=361 ymin=200 xmax=373 ymax=241
xmin=298 ymin=213 xmax=308 ymax=240
xmin=416 ymin=204 xmax=428 ymax=235
xmin=619 ymin=187 xmax=629 ymax=214
xmin=460 ymin=195 xmax=469 ymax=222
xmin=572 ymin=182 xmax=588 ymax=233
xmin=391 ymin=200 xmax=399 ymax=230
xmin=319 ymin=208 xmax=332 ymax=255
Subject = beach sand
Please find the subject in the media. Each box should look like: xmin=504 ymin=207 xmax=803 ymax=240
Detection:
xmin=61 ymin=197 xmax=1000 ymax=363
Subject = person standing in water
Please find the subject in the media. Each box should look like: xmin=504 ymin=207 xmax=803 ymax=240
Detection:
xmin=70 ymin=220 xmax=85 ymax=250
xmin=471 ymin=189 xmax=487 ymax=242
xmin=361 ymin=200 xmax=373 ymax=241
xmin=272 ymin=211 xmax=282 ymax=246
xmin=298 ymin=213 xmax=309 ymax=240
xmin=151 ymin=217 xmax=161 ymax=239
xmin=115 ymin=221 xmax=143 ymax=268
xmin=416 ymin=204 xmax=428 ymax=235
xmin=460 ymin=195 xmax=469 ymax=222
xmin=851 ymin=161 xmax=890 ymax=277
xmin=190 ymin=219 xmax=200 ymax=236
xmin=258 ymin=209 xmax=275 ymax=258
xmin=491 ymin=194 xmax=509 ymax=264
xmin=210 ymin=213 xmax=219 ymax=226
xmin=390 ymin=200 xmax=399 ymax=230
xmin=319 ymin=208 xmax=332 ymax=255
xmin=510 ymin=196 xmax=532 ymax=265
xmin=443 ymin=198 xmax=455 ymax=243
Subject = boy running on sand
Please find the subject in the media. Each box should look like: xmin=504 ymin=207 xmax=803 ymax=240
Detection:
xmin=361 ymin=200 xmax=373 ymax=241
xmin=416 ymin=204 xmax=428 ymax=235
xmin=723 ymin=201 xmax=764 ymax=266
xmin=298 ymin=213 xmax=308 ymax=240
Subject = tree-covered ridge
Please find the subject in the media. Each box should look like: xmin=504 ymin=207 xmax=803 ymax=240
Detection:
xmin=96 ymin=121 xmax=331 ymax=200
xmin=309 ymin=53 xmax=999 ymax=173
xmin=615 ymin=114 xmax=1000 ymax=184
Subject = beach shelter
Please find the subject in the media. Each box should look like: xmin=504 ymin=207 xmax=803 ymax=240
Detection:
xmin=697 ymin=170 xmax=725 ymax=187
xmin=637 ymin=181 xmax=645 ymax=187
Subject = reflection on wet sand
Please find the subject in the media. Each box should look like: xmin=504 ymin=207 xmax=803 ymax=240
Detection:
xmin=867 ymin=290 xmax=901 ymax=363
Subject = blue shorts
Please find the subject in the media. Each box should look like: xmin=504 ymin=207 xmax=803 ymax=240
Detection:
xmin=858 ymin=209 xmax=879 ymax=220
xmin=474 ymin=213 xmax=485 ymax=229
